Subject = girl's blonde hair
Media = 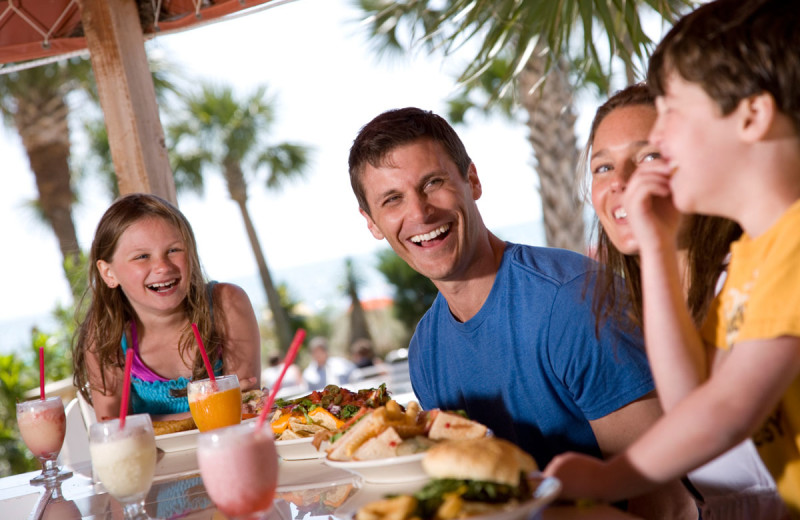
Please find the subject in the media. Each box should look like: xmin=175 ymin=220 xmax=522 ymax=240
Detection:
xmin=72 ymin=193 xmax=225 ymax=403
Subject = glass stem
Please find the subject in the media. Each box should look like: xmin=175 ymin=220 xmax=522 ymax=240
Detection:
xmin=40 ymin=459 xmax=58 ymax=478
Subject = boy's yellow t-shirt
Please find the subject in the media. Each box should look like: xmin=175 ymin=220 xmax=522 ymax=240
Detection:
xmin=702 ymin=199 xmax=800 ymax=515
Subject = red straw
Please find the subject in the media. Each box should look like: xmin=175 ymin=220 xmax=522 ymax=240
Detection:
xmin=119 ymin=348 xmax=134 ymax=429
xmin=38 ymin=347 xmax=45 ymax=400
xmin=257 ymin=329 xmax=306 ymax=430
xmin=191 ymin=323 xmax=216 ymax=384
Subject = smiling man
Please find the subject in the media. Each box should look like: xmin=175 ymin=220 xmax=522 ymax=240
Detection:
xmin=348 ymin=107 xmax=696 ymax=517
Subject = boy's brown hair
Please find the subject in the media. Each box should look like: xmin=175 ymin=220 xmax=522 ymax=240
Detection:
xmin=348 ymin=107 xmax=472 ymax=216
xmin=648 ymin=0 xmax=800 ymax=133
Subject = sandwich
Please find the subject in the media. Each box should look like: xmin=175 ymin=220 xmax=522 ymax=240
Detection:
xmin=355 ymin=437 xmax=538 ymax=520
xmin=324 ymin=403 xmax=488 ymax=461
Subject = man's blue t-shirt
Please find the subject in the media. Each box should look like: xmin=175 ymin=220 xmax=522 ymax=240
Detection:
xmin=409 ymin=242 xmax=653 ymax=466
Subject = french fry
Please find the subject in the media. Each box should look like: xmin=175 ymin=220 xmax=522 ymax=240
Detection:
xmin=355 ymin=495 xmax=417 ymax=520
xmin=436 ymin=492 xmax=465 ymax=520
xmin=388 ymin=422 xmax=426 ymax=439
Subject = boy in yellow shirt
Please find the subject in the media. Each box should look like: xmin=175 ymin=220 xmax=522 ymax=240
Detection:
xmin=545 ymin=0 xmax=800 ymax=515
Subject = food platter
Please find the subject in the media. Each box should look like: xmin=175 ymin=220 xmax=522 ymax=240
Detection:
xmin=334 ymin=474 xmax=561 ymax=520
xmin=275 ymin=436 xmax=327 ymax=461
xmin=323 ymin=452 xmax=427 ymax=483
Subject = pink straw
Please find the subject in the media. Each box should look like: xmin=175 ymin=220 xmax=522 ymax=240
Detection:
xmin=38 ymin=347 xmax=45 ymax=400
xmin=119 ymin=348 xmax=133 ymax=429
xmin=257 ymin=329 xmax=306 ymax=430
xmin=191 ymin=323 xmax=216 ymax=385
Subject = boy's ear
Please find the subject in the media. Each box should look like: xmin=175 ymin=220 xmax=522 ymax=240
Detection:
xmin=359 ymin=208 xmax=385 ymax=240
xmin=738 ymin=92 xmax=777 ymax=143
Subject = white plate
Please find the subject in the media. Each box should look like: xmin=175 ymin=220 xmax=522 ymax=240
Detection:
xmin=480 ymin=476 xmax=562 ymax=520
xmin=155 ymin=428 xmax=198 ymax=453
xmin=324 ymin=452 xmax=427 ymax=483
xmin=154 ymin=417 xmax=258 ymax=453
xmin=275 ymin=436 xmax=326 ymax=461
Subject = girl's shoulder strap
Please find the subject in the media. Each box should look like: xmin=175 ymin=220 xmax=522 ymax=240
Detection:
xmin=207 ymin=281 xmax=218 ymax=323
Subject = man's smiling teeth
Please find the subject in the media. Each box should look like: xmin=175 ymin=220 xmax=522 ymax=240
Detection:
xmin=613 ymin=208 xmax=627 ymax=219
xmin=147 ymin=279 xmax=177 ymax=291
xmin=410 ymin=224 xmax=450 ymax=243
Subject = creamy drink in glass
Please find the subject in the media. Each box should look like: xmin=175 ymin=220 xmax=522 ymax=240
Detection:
xmin=187 ymin=374 xmax=242 ymax=432
xmin=16 ymin=396 xmax=72 ymax=485
xmin=197 ymin=421 xmax=278 ymax=519
xmin=90 ymin=414 xmax=157 ymax=520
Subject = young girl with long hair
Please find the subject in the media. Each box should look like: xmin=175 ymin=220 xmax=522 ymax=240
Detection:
xmin=72 ymin=193 xmax=261 ymax=420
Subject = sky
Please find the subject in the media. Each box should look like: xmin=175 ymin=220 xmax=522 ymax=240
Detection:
xmin=0 ymin=0 xmax=588 ymax=351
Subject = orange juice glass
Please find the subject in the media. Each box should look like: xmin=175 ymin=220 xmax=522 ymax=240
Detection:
xmin=187 ymin=374 xmax=242 ymax=432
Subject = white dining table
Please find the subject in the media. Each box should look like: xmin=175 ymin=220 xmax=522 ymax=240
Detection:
xmin=0 ymin=441 xmax=643 ymax=520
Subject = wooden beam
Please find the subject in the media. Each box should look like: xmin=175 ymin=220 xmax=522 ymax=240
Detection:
xmin=77 ymin=0 xmax=177 ymax=204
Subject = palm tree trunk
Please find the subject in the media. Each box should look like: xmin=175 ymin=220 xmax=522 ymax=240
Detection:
xmin=345 ymin=259 xmax=371 ymax=346
xmin=224 ymin=160 xmax=293 ymax=353
xmin=518 ymin=48 xmax=586 ymax=253
xmin=13 ymin=92 xmax=82 ymax=298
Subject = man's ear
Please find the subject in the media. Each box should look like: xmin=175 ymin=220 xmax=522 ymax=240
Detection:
xmin=96 ymin=259 xmax=119 ymax=289
xmin=739 ymin=92 xmax=777 ymax=143
xmin=359 ymin=208 xmax=385 ymax=240
xmin=468 ymin=163 xmax=482 ymax=200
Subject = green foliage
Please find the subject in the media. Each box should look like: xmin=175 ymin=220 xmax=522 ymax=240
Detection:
xmin=0 ymin=293 xmax=77 ymax=477
xmin=355 ymin=0 xmax=696 ymax=102
xmin=375 ymin=249 xmax=438 ymax=340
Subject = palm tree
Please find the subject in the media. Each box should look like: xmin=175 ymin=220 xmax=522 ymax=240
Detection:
xmin=0 ymin=59 xmax=94 ymax=298
xmin=343 ymin=258 xmax=372 ymax=347
xmin=355 ymin=0 xmax=694 ymax=252
xmin=168 ymin=84 xmax=312 ymax=353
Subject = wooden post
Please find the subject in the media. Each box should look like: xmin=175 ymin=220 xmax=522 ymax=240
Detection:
xmin=77 ymin=0 xmax=177 ymax=204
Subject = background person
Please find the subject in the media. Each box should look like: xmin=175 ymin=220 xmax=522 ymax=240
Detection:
xmin=302 ymin=336 xmax=356 ymax=391
xmin=348 ymin=106 xmax=696 ymax=518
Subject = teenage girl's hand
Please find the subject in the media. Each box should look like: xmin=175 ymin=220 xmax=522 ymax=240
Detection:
xmin=623 ymin=159 xmax=681 ymax=254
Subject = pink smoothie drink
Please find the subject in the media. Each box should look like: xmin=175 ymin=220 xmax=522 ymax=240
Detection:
xmin=197 ymin=422 xmax=278 ymax=518
xmin=17 ymin=398 xmax=66 ymax=459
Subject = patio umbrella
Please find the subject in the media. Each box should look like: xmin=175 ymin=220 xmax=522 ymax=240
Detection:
xmin=0 ymin=0 xmax=287 ymax=202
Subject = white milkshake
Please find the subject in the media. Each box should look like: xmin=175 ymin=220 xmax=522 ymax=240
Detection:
xmin=90 ymin=414 xmax=157 ymax=514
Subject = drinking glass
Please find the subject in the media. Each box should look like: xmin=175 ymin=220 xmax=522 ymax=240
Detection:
xmin=197 ymin=421 xmax=278 ymax=519
xmin=16 ymin=396 xmax=72 ymax=486
xmin=89 ymin=414 xmax=157 ymax=520
xmin=187 ymin=374 xmax=241 ymax=432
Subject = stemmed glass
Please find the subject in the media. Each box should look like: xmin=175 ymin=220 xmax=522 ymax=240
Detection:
xmin=197 ymin=421 xmax=279 ymax=519
xmin=89 ymin=414 xmax=157 ymax=520
xmin=16 ymin=396 xmax=73 ymax=486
